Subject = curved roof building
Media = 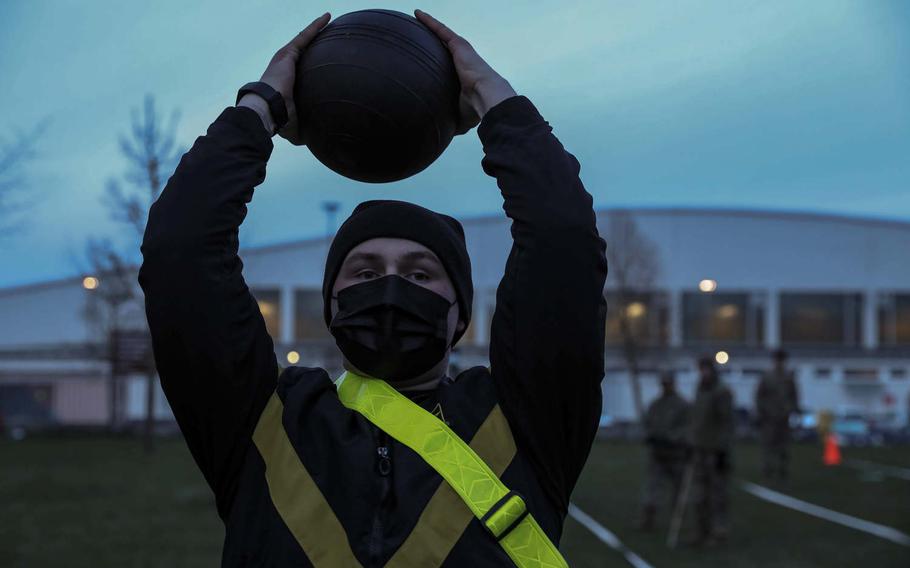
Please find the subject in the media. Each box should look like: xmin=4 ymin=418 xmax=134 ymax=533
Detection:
xmin=1 ymin=207 xmax=909 ymax=426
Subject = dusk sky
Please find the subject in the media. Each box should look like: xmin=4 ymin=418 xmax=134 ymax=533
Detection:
xmin=1 ymin=0 xmax=908 ymax=288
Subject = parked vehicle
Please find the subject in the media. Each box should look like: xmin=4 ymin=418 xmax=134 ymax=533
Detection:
xmin=0 ymin=385 xmax=58 ymax=439
xmin=832 ymin=414 xmax=885 ymax=447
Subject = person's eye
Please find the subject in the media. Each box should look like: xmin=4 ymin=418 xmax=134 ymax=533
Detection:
xmin=408 ymin=271 xmax=430 ymax=282
xmin=357 ymin=270 xmax=380 ymax=280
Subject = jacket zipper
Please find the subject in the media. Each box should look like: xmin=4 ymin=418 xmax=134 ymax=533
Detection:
xmin=368 ymin=428 xmax=392 ymax=567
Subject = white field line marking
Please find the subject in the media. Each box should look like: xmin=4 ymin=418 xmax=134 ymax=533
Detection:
xmin=741 ymin=481 xmax=910 ymax=547
xmin=846 ymin=458 xmax=910 ymax=481
xmin=568 ymin=503 xmax=654 ymax=568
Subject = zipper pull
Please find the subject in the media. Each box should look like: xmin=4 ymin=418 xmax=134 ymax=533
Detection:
xmin=377 ymin=445 xmax=392 ymax=476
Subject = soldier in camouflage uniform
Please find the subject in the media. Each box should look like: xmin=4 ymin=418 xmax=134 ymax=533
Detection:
xmin=638 ymin=371 xmax=690 ymax=531
xmin=755 ymin=349 xmax=800 ymax=480
xmin=688 ymin=356 xmax=734 ymax=546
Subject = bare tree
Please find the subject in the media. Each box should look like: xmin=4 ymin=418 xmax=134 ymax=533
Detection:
xmin=605 ymin=211 xmax=661 ymax=422
xmin=103 ymin=95 xmax=182 ymax=241
xmin=84 ymin=94 xmax=183 ymax=450
xmin=0 ymin=118 xmax=50 ymax=237
xmin=82 ymin=238 xmax=138 ymax=429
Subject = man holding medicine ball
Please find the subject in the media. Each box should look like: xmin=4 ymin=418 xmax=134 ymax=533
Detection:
xmin=140 ymin=9 xmax=607 ymax=567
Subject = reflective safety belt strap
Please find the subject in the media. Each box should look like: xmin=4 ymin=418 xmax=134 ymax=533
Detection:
xmin=335 ymin=372 xmax=568 ymax=568
xmin=385 ymin=405 xmax=517 ymax=568
xmin=253 ymin=390 xmax=361 ymax=567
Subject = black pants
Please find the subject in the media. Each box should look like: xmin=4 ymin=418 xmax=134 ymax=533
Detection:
xmin=760 ymin=419 xmax=791 ymax=478
xmin=641 ymin=450 xmax=686 ymax=516
xmin=692 ymin=448 xmax=731 ymax=537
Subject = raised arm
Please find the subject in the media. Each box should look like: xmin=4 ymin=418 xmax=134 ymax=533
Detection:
xmin=139 ymin=103 xmax=279 ymax=518
xmin=138 ymin=15 xmax=330 ymax=518
xmin=417 ymin=9 xmax=608 ymax=510
xmin=479 ymin=96 xmax=608 ymax=508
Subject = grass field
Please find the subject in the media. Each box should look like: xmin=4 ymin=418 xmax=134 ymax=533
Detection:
xmin=561 ymin=441 xmax=910 ymax=567
xmin=1 ymin=436 xmax=908 ymax=567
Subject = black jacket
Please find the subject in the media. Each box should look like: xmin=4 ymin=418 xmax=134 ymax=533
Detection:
xmin=139 ymin=94 xmax=608 ymax=567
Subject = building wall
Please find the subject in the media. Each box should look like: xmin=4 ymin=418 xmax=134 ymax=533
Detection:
xmin=54 ymin=377 xmax=108 ymax=425
xmin=602 ymin=356 xmax=910 ymax=426
xmin=2 ymin=208 xmax=909 ymax=427
xmin=618 ymin=209 xmax=910 ymax=290
xmin=0 ymin=279 xmax=93 ymax=347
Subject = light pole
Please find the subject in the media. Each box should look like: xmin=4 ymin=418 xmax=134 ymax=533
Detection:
xmin=322 ymin=201 xmax=341 ymax=237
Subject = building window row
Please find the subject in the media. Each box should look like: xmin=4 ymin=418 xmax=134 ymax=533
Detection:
xmin=254 ymin=289 xmax=283 ymax=340
xmin=683 ymin=292 xmax=764 ymax=346
xmin=606 ymin=290 xmax=910 ymax=348
xmin=780 ymin=293 xmax=862 ymax=346
xmin=252 ymin=288 xmax=332 ymax=342
xmin=879 ymin=293 xmax=910 ymax=346
xmin=605 ymin=292 xmax=669 ymax=346
xmin=252 ymin=287 xmax=910 ymax=348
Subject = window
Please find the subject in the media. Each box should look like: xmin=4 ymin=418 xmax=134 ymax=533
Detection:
xmin=780 ymin=293 xmax=861 ymax=346
xmin=879 ymin=293 xmax=910 ymax=346
xmin=682 ymin=292 xmax=763 ymax=346
xmin=844 ymin=368 xmax=879 ymax=382
xmin=459 ymin=306 xmax=479 ymax=345
xmin=605 ymin=292 xmax=669 ymax=346
xmin=251 ymin=289 xmax=281 ymax=339
xmin=295 ymin=290 xmax=331 ymax=340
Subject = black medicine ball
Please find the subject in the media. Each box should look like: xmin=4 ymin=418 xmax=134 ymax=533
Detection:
xmin=294 ymin=9 xmax=460 ymax=183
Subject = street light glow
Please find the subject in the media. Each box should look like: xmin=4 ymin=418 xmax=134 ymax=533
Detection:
xmin=626 ymin=302 xmax=646 ymax=318
xmin=82 ymin=276 xmax=99 ymax=290
xmin=258 ymin=301 xmax=275 ymax=316
xmin=715 ymin=350 xmax=730 ymax=365
xmin=286 ymin=350 xmax=300 ymax=365
xmin=699 ymin=279 xmax=717 ymax=293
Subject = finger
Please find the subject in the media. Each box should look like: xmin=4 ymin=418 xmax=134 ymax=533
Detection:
xmin=414 ymin=9 xmax=461 ymax=45
xmin=283 ymin=12 xmax=331 ymax=54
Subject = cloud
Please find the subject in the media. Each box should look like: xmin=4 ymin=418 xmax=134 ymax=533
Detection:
xmin=0 ymin=0 xmax=908 ymax=286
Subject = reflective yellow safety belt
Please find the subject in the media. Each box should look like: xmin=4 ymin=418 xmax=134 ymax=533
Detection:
xmin=334 ymin=371 xmax=568 ymax=568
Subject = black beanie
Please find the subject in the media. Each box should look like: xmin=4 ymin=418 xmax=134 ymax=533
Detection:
xmin=322 ymin=200 xmax=473 ymax=344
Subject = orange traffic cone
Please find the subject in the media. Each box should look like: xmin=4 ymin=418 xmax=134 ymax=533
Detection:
xmin=823 ymin=433 xmax=842 ymax=466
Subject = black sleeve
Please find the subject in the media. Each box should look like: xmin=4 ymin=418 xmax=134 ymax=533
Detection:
xmin=138 ymin=105 xmax=279 ymax=519
xmin=478 ymin=95 xmax=608 ymax=510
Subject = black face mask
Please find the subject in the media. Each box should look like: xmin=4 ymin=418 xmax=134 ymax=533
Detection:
xmin=329 ymin=275 xmax=456 ymax=383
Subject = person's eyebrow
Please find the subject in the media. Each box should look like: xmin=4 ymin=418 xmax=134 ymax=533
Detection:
xmin=400 ymin=250 xmax=442 ymax=266
xmin=344 ymin=252 xmax=383 ymax=265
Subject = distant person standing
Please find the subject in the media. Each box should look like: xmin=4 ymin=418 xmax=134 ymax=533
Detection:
xmin=638 ymin=371 xmax=690 ymax=531
xmin=688 ymin=356 xmax=734 ymax=546
xmin=755 ymin=349 xmax=800 ymax=480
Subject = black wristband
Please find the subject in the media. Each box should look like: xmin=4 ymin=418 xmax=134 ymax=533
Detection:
xmin=236 ymin=81 xmax=289 ymax=135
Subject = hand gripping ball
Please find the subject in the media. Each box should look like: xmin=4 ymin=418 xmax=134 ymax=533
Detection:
xmin=294 ymin=9 xmax=460 ymax=183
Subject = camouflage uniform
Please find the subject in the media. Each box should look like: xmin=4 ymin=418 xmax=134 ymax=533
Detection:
xmin=688 ymin=379 xmax=734 ymax=542
xmin=755 ymin=369 xmax=799 ymax=479
xmin=639 ymin=391 xmax=690 ymax=528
